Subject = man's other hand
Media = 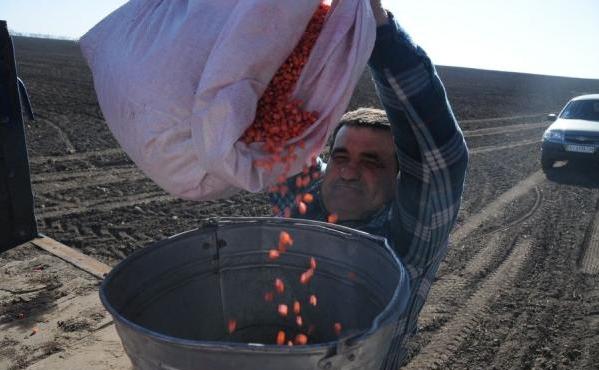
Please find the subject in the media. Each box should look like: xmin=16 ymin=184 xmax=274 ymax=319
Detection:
xmin=331 ymin=0 xmax=389 ymax=27
xmin=370 ymin=0 xmax=389 ymax=27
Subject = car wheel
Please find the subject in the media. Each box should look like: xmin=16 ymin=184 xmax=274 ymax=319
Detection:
xmin=541 ymin=154 xmax=555 ymax=172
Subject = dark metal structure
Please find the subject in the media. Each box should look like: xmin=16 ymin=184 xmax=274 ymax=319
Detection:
xmin=0 ymin=20 xmax=37 ymax=253
xmin=101 ymin=217 xmax=410 ymax=370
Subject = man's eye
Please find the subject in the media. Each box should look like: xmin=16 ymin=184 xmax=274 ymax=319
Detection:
xmin=331 ymin=155 xmax=349 ymax=163
xmin=362 ymin=160 xmax=384 ymax=169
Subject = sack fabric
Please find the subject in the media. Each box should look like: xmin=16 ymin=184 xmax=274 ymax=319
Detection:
xmin=80 ymin=0 xmax=376 ymax=200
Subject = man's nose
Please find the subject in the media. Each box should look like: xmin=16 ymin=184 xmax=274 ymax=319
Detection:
xmin=339 ymin=163 xmax=360 ymax=180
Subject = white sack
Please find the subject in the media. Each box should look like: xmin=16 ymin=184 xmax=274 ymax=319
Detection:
xmin=80 ymin=0 xmax=376 ymax=200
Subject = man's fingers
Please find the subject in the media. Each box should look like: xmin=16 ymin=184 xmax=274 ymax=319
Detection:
xmin=330 ymin=0 xmax=388 ymax=27
xmin=369 ymin=0 xmax=389 ymax=26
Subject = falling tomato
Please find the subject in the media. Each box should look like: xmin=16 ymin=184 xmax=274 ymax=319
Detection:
xmin=295 ymin=333 xmax=308 ymax=345
xmin=327 ymin=214 xmax=339 ymax=224
xmin=302 ymin=193 xmax=314 ymax=203
xmin=279 ymin=231 xmax=293 ymax=249
xmin=278 ymin=304 xmax=289 ymax=317
xmin=298 ymin=201 xmax=308 ymax=215
xmin=264 ymin=291 xmax=274 ymax=302
xmin=268 ymin=249 xmax=280 ymax=260
xmin=300 ymin=268 xmax=314 ymax=285
xmin=275 ymin=278 xmax=285 ymax=294
xmin=276 ymin=330 xmax=286 ymax=345
xmin=227 ymin=319 xmax=237 ymax=334
xmin=333 ymin=322 xmax=342 ymax=336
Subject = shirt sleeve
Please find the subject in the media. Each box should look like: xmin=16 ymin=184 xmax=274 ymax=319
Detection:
xmin=368 ymin=13 xmax=469 ymax=270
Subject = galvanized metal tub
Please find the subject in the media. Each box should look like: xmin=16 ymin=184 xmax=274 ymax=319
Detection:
xmin=100 ymin=217 xmax=410 ymax=369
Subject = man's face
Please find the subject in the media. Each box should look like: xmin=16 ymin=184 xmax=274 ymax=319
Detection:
xmin=321 ymin=125 xmax=398 ymax=221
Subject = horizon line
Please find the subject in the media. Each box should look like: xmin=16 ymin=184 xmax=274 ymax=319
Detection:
xmin=8 ymin=30 xmax=599 ymax=82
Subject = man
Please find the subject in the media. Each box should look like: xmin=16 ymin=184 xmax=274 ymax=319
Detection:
xmin=270 ymin=1 xmax=469 ymax=368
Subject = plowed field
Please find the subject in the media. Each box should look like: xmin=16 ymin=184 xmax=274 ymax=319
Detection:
xmin=2 ymin=36 xmax=599 ymax=369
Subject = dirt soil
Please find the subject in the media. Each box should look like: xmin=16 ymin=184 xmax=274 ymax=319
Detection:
xmin=2 ymin=36 xmax=599 ymax=369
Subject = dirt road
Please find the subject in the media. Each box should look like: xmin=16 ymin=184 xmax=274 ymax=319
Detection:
xmin=1 ymin=36 xmax=599 ymax=369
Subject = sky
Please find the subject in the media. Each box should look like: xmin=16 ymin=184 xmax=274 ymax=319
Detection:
xmin=1 ymin=0 xmax=598 ymax=79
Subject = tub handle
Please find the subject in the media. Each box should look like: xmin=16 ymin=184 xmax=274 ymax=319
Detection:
xmin=317 ymin=335 xmax=362 ymax=369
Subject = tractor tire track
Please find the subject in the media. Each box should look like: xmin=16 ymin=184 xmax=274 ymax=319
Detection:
xmin=469 ymin=139 xmax=540 ymax=155
xmin=580 ymin=200 xmax=599 ymax=274
xmin=40 ymin=115 xmax=77 ymax=154
xmin=459 ymin=169 xmax=493 ymax=223
xmin=460 ymin=113 xmax=547 ymax=124
xmin=37 ymin=192 xmax=175 ymax=220
xmin=31 ymin=166 xmax=136 ymax=183
xmin=463 ymin=122 xmax=548 ymax=138
xmin=466 ymin=186 xmax=543 ymax=246
xmin=29 ymin=148 xmax=124 ymax=164
xmin=37 ymin=188 xmax=259 ymax=221
xmin=452 ymin=171 xmax=545 ymax=244
xmin=437 ymin=183 xmax=599 ymax=370
xmin=402 ymin=173 xmax=545 ymax=368
xmin=404 ymin=238 xmax=533 ymax=370
xmin=418 ymin=232 xmax=505 ymax=330
xmin=33 ymin=167 xmax=145 ymax=194
xmin=420 ymin=186 xmax=542 ymax=330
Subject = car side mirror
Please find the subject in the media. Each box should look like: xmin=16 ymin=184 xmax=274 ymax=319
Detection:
xmin=547 ymin=113 xmax=557 ymax=121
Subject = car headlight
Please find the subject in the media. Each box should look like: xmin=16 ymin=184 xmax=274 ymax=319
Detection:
xmin=543 ymin=129 xmax=564 ymax=143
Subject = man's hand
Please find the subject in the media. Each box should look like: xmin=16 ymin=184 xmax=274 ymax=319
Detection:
xmin=332 ymin=0 xmax=389 ymax=27
xmin=370 ymin=0 xmax=389 ymax=27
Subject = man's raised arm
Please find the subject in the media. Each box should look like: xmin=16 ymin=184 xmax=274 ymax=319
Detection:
xmin=368 ymin=10 xmax=469 ymax=270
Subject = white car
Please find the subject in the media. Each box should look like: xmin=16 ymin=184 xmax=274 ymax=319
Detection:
xmin=541 ymin=94 xmax=599 ymax=171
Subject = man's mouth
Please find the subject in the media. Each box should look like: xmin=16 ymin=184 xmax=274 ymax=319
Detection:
xmin=331 ymin=182 xmax=364 ymax=194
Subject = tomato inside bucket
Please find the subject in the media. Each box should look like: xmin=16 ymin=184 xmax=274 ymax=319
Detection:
xmin=101 ymin=218 xmax=409 ymax=370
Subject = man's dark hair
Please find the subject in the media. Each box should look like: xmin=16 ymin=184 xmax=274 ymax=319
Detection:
xmin=330 ymin=108 xmax=391 ymax=147
xmin=328 ymin=108 xmax=398 ymax=172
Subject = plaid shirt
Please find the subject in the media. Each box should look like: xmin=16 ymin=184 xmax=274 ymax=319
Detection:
xmin=269 ymin=13 xmax=468 ymax=369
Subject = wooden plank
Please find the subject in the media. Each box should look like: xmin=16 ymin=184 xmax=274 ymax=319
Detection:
xmin=32 ymin=235 xmax=112 ymax=279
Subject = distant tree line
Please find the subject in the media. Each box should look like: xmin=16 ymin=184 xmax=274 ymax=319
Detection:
xmin=7 ymin=29 xmax=76 ymax=41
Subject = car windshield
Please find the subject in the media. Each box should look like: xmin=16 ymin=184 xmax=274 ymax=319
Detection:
xmin=559 ymin=100 xmax=599 ymax=121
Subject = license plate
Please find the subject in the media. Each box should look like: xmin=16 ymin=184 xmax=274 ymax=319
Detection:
xmin=565 ymin=144 xmax=596 ymax=153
